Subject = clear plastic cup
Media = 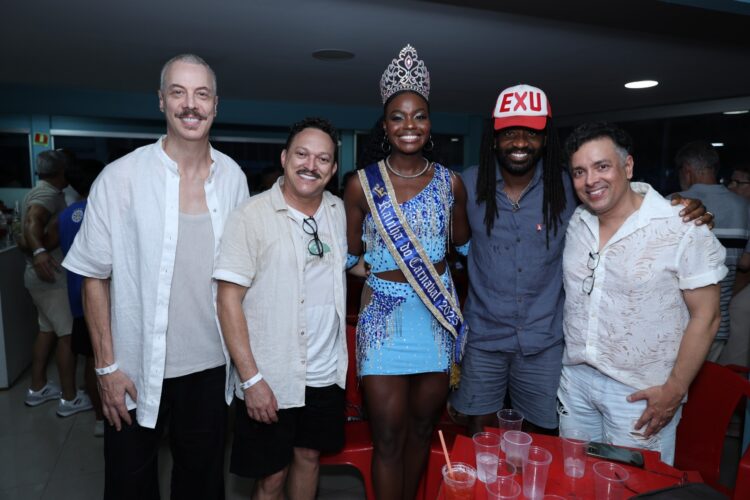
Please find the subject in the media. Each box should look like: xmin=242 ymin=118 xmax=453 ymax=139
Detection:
xmin=473 ymin=431 xmax=502 ymax=483
xmin=442 ymin=462 xmax=477 ymax=500
xmin=497 ymin=408 xmax=524 ymax=451
xmin=561 ymin=429 xmax=590 ymax=478
xmin=502 ymin=430 xmax=532 ymax=468
xmin=593 ymin=461 xmax=629 ymax=500
xmin=496 ymin=458 xmax=517 ymax=479
xmin=485 ymin=475 xmax=522 ymax=500
xmin=523 ymin=445 xmax=553 ymax=500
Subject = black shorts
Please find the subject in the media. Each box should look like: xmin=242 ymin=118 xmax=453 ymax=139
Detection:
xmin=230 ymin=384 xmax=345 ymax=478
xmin=71 ymin=316 xmax=93 ymax=356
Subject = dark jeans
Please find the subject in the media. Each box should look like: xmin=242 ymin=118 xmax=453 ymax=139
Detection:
xmin=104 ymin=365 xmax=227 ymax=500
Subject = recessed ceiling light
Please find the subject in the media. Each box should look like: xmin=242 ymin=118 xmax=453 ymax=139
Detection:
xmin=723 ymin=110 xmax=749 ymax=115
xmin=312 ymin=49 xmax=355 ymax=61
xmin=450 ymin=137 xmax=460 ymax=142
xmin=624 ymin=80 xmax=659 ymax=89
xmin=711 ymin=142 xmax=724 ymax=147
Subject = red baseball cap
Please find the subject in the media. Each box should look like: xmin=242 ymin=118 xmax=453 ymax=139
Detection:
xmin=492 ymin=84 xmax=551 ymax=131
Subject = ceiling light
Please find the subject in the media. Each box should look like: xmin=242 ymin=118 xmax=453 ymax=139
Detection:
xmin=723 ymin=110 xmax=749 ymax=115
xmin=624 ymin=80 xmax=659 ymax=89
xmin=711 ymin=142 xmax=724 ymax=147
xmin=312 ymin=49 xmax=355 ymax=61
xmin=450 ymin=137 xmax=460 ymax=142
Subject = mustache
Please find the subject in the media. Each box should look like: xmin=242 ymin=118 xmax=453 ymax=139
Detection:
xmin=176 ymin=108 xmax=207 ymax=120
xmin=296 ymin=169 xmax=321 ymax=179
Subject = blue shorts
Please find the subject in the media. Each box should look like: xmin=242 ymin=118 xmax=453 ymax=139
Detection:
xmin=449 ymin=341 xmax=563 ymax=429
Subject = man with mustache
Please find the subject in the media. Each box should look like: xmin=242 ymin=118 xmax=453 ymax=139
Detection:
xmin=63 ymin=54 xmax=248 ymax=499
xmin=558 ymin=122 xmax=724 ymax=464
xmin=450 ymin=85 xmax=710 ymax=436
xmin=216 ymin=117 xmax=347 ymax=500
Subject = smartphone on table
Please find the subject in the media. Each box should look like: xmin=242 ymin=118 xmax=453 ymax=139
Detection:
xmin=586 ymin=441 xmax=645 ymax=468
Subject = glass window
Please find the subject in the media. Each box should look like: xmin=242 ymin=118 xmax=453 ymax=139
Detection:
xmin=0 ymin=131 xmax=31 ymax=188
xmin=560 ymin=111 xmax=750 ymax=196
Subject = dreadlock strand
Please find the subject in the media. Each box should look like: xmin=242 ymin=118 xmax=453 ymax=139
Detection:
xmin=541 ymin=122 xmax=567 ymax=247
xmin=475 ymin=119 xmax=498 ymax=236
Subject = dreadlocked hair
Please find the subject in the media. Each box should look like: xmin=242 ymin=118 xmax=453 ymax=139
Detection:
xmin=474 ymin=117 xmax=567 ymax=247
xmin=356 ymin=91 xmax=440 ymax=170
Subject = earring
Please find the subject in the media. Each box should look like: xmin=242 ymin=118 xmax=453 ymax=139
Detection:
xmin=381 ymin=135 xmax=391 ymax=153
xmin=423 ymin=135 xmax=434 ymax=152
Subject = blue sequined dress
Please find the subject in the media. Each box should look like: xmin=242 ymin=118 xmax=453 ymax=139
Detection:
xmin=357 ymin=162 xmax=457 ymax=376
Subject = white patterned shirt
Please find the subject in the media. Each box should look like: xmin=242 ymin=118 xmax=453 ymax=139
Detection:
xmin=62 ymin=137 xmax=249 ymax=428
xmin=562 ymin=182 xmax=727 ymax=391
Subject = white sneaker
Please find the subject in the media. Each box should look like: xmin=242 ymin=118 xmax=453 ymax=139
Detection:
xmin=56 ymin=390 xmax=94 ymax=417
xmin=24 ymin=382 xmax=62 ymax=407
xmin=94 ymin=419 xmax=105 ymax=437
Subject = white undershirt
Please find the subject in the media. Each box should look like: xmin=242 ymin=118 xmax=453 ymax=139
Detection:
xmin=287 ymin=204 xmax=340 ymax=387
xmin=164 ymin=211 xmax=225 ymax=378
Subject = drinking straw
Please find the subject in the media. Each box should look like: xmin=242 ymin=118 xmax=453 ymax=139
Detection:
xmin=438 ymin=429 xmax=454 ymax=477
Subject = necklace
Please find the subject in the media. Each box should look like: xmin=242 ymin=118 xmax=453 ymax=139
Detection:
xmin=385 ymin=156 xmax=431 ymax=179
xmin=503 ymin=178 xmax=534 ymax=212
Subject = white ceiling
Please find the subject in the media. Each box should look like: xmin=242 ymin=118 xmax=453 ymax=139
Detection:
xmin=2 ymin=0 xmax=750 ymax=119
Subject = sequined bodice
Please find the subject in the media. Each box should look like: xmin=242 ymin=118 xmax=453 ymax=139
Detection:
xmin=363 ymin=163 xmax=454 ymax=273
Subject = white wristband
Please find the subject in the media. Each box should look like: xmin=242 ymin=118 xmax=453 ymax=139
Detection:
xmin=32 ymin=248 xmax=47 ymax=257
xmin=240 ymin=372 xmax=263 ymax=390
xmin=95 ymin=363 xmax=119 ymax=376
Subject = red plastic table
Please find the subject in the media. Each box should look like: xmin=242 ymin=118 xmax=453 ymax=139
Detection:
xmin=438 ymin=432 xmax=703 ymax=499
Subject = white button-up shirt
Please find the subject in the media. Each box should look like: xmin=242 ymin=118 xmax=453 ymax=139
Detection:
xmin=62 ymin=137 xmax=249 ymax=428
xmin=213 ymin=178 xmax=348 ymax=409
xmin=562 ymin=182 xmax=727 ymax=391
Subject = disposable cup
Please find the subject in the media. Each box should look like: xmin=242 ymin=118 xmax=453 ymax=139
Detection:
xmin=497 ymin=408 xmax=524 ymax=451
xmin=485 ymin=475 xmax=522 ymax=500
xmin=523 ymin=445 xmax=553 ymax=500
xmin=561 ymin=429 xmax=590 ymax=478
xmin=496 ymin=458 xmax=517 ymax=479
xmin=593 ymin=461 xmax=629 ymax=500
xmin=442 ymin=462 xmax=476 ymax=500
xmin=473 ymin=432 xmax=502 ymax=483
xmin=502 ymin=430 xmax=532 ymax=468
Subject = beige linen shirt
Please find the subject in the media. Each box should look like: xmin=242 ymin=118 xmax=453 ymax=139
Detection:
xmin=213 ymin=178 xmax=348 ymax=409
xmin=562 ymin=182 xmax=727 ymax=391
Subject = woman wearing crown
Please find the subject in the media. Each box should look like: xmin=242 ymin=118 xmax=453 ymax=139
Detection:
xmin=344 ymin=44 xmax=471 ymax=499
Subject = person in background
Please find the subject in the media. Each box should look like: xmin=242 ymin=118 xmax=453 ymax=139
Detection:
xmin=559 ymin=122 xmax=725 ymax=465
xmin=216 ymin=117 xmax=347 ymax=500
xmin=22 ymin=149 xmax=93 ymax=417
xmin=675 ymin=141 xmax=749 ymax=361
xmin=63 ymin=53 xmax=248 ymax=499
xmin=344 ymin=45 xmax=470 ymax=499
xmin=720 ymin=164 xmax=750 ymax=367
xmin=52 ymin=158 xmax=106 ymax=435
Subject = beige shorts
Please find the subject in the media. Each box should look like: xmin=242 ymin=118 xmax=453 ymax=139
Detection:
xmin=27 ymin=287 xmax=73 ymax=337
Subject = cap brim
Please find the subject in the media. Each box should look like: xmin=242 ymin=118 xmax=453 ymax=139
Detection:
xmin=494 ymin=115 xmax=547 ymax=131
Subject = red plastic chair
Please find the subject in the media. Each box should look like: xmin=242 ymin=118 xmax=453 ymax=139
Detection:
xmin=319 ymin=323 xmax=375 ymax=500
xmin=674 ymin=362 xmax=750 ymax=499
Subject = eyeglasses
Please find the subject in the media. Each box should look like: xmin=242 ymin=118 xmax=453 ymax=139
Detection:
xmin=582 ymin=251 xmax=600 ymax=295
xmin=302 ymin=217 xmax=324 ymax=258
xmin=727 ymin=178 xmax=750 ymax=187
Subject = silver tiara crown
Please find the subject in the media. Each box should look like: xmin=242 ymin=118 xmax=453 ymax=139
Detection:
xmin=380 ymin=44 xmax=430 ymax=104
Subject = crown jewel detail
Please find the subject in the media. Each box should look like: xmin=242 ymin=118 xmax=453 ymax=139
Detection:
xmin=380 ymin=44 xmax=430 ymax=104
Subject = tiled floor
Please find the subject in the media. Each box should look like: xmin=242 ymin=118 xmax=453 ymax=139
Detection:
xmin=0 ymin=364 xmax=366 ymax=500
